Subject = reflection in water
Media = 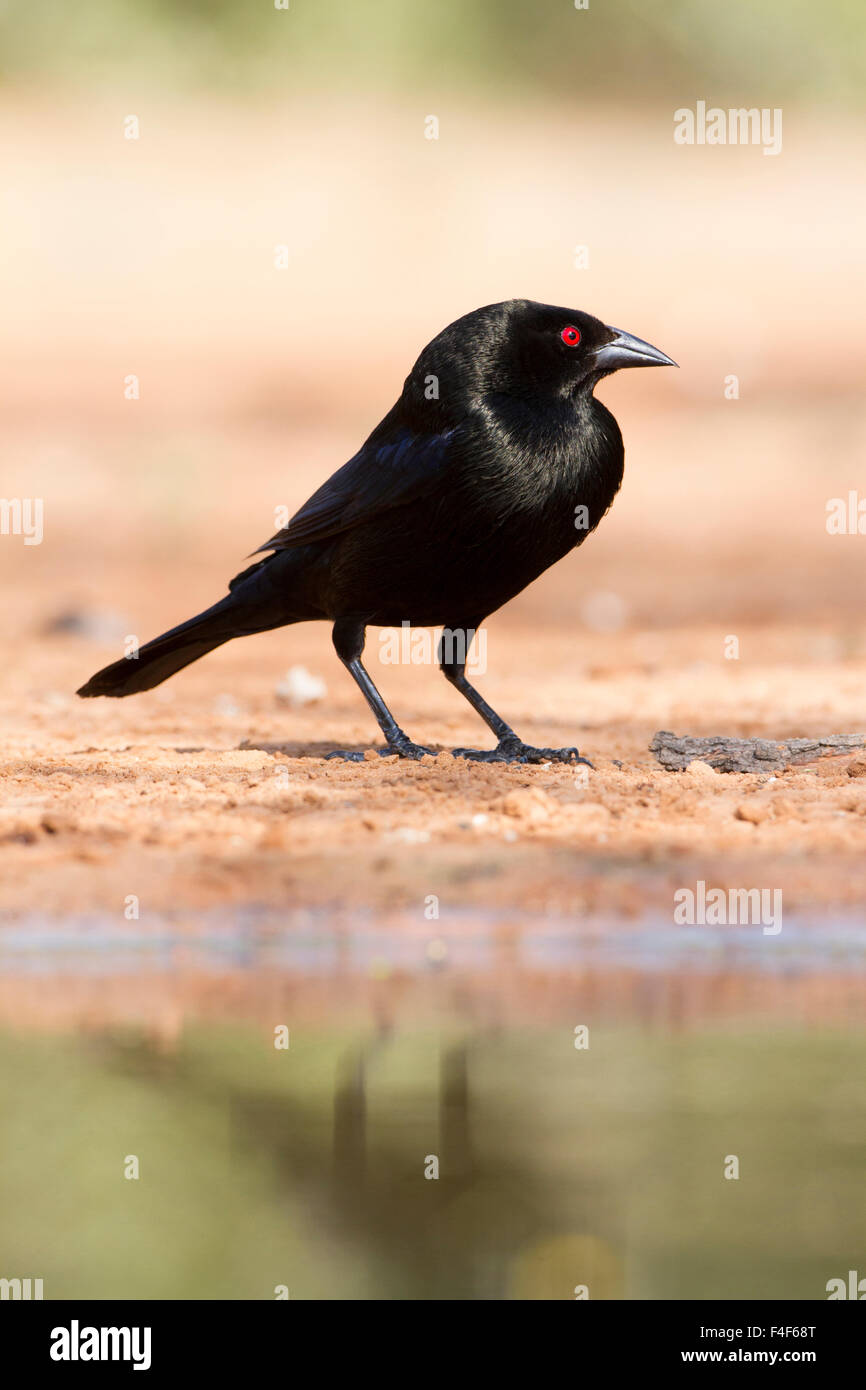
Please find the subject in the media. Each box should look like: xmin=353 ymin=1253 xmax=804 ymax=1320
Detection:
xmin=334 ymin=1047 xmax=368 ymax=1184
xmin=0 ymin=910 xmax=865 ymax=1299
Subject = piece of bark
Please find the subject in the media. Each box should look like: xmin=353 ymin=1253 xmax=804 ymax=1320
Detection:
xmin=650 ymin=730 xmax=866 ymax=774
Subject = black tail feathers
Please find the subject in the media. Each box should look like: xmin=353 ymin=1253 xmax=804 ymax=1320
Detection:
xmin=78 ymin=592 xmax=249 ymax=698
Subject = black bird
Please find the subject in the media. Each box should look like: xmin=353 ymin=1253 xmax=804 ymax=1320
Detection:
xmin=78 ymin=300 xmax=675 ymax=762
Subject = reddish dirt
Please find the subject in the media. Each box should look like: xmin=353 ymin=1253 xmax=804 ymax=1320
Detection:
xmin=4 ymin=410 xmax=866 ymax=927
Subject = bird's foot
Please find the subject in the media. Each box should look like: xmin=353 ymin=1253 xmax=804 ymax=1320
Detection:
xmin=452 ymin=735 xmax=593 ymax=767
xmin=325 ymin=737 xmax=435 ymax=762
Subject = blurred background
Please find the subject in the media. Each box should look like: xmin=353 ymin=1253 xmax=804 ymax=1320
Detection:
xmin=1 ymin=0 xmax=866 ymax=1300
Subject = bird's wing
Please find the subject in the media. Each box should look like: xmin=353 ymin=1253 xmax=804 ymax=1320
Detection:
xmin=252 ymin=424 xmax=460 ymax=553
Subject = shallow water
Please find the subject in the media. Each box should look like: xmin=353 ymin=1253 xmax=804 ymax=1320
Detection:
xmin=1 ymin=909 xmax=864 ymax=1299
xmin=3 ymin=907 xmax=866 ymax=974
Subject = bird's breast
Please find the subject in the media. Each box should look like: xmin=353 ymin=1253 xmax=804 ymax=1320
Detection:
xmin=323 ymin=398 xmax=625 ymax=627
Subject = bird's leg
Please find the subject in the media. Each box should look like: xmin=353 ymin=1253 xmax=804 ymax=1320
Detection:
xmin=326 ymin=619 xmax=433 ymax=761
xmin=439 ymin=631 xmax=592 ymax=766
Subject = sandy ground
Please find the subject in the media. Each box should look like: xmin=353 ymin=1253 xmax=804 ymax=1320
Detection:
xmin=4 ymin=403 xmax=866 ymax=929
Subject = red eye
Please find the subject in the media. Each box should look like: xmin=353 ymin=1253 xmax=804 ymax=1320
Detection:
xmin=561 ymin=325 xmax=581 ymax=347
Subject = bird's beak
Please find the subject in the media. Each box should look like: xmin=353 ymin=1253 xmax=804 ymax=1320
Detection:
xmin=592 ymin=327 xmax=678 ymax=372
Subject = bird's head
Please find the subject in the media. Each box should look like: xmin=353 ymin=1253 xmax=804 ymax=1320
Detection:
xmin=415 ymin=300 xmax=676 ymax=406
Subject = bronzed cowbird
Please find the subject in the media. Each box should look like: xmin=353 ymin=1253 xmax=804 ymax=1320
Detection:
xmin=78 ymin=300 xmax=675 ymax=762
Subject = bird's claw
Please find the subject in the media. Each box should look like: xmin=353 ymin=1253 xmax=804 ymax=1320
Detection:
xmin=326 ymin=738 xmax=592 ymax=767
xmin=325 ymin=740 xmax=434 ymax=762
xmin=452 ymin=737 xmax=593 ymax=767
xmin=387 ymin=740 xmax=435 ymax=760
